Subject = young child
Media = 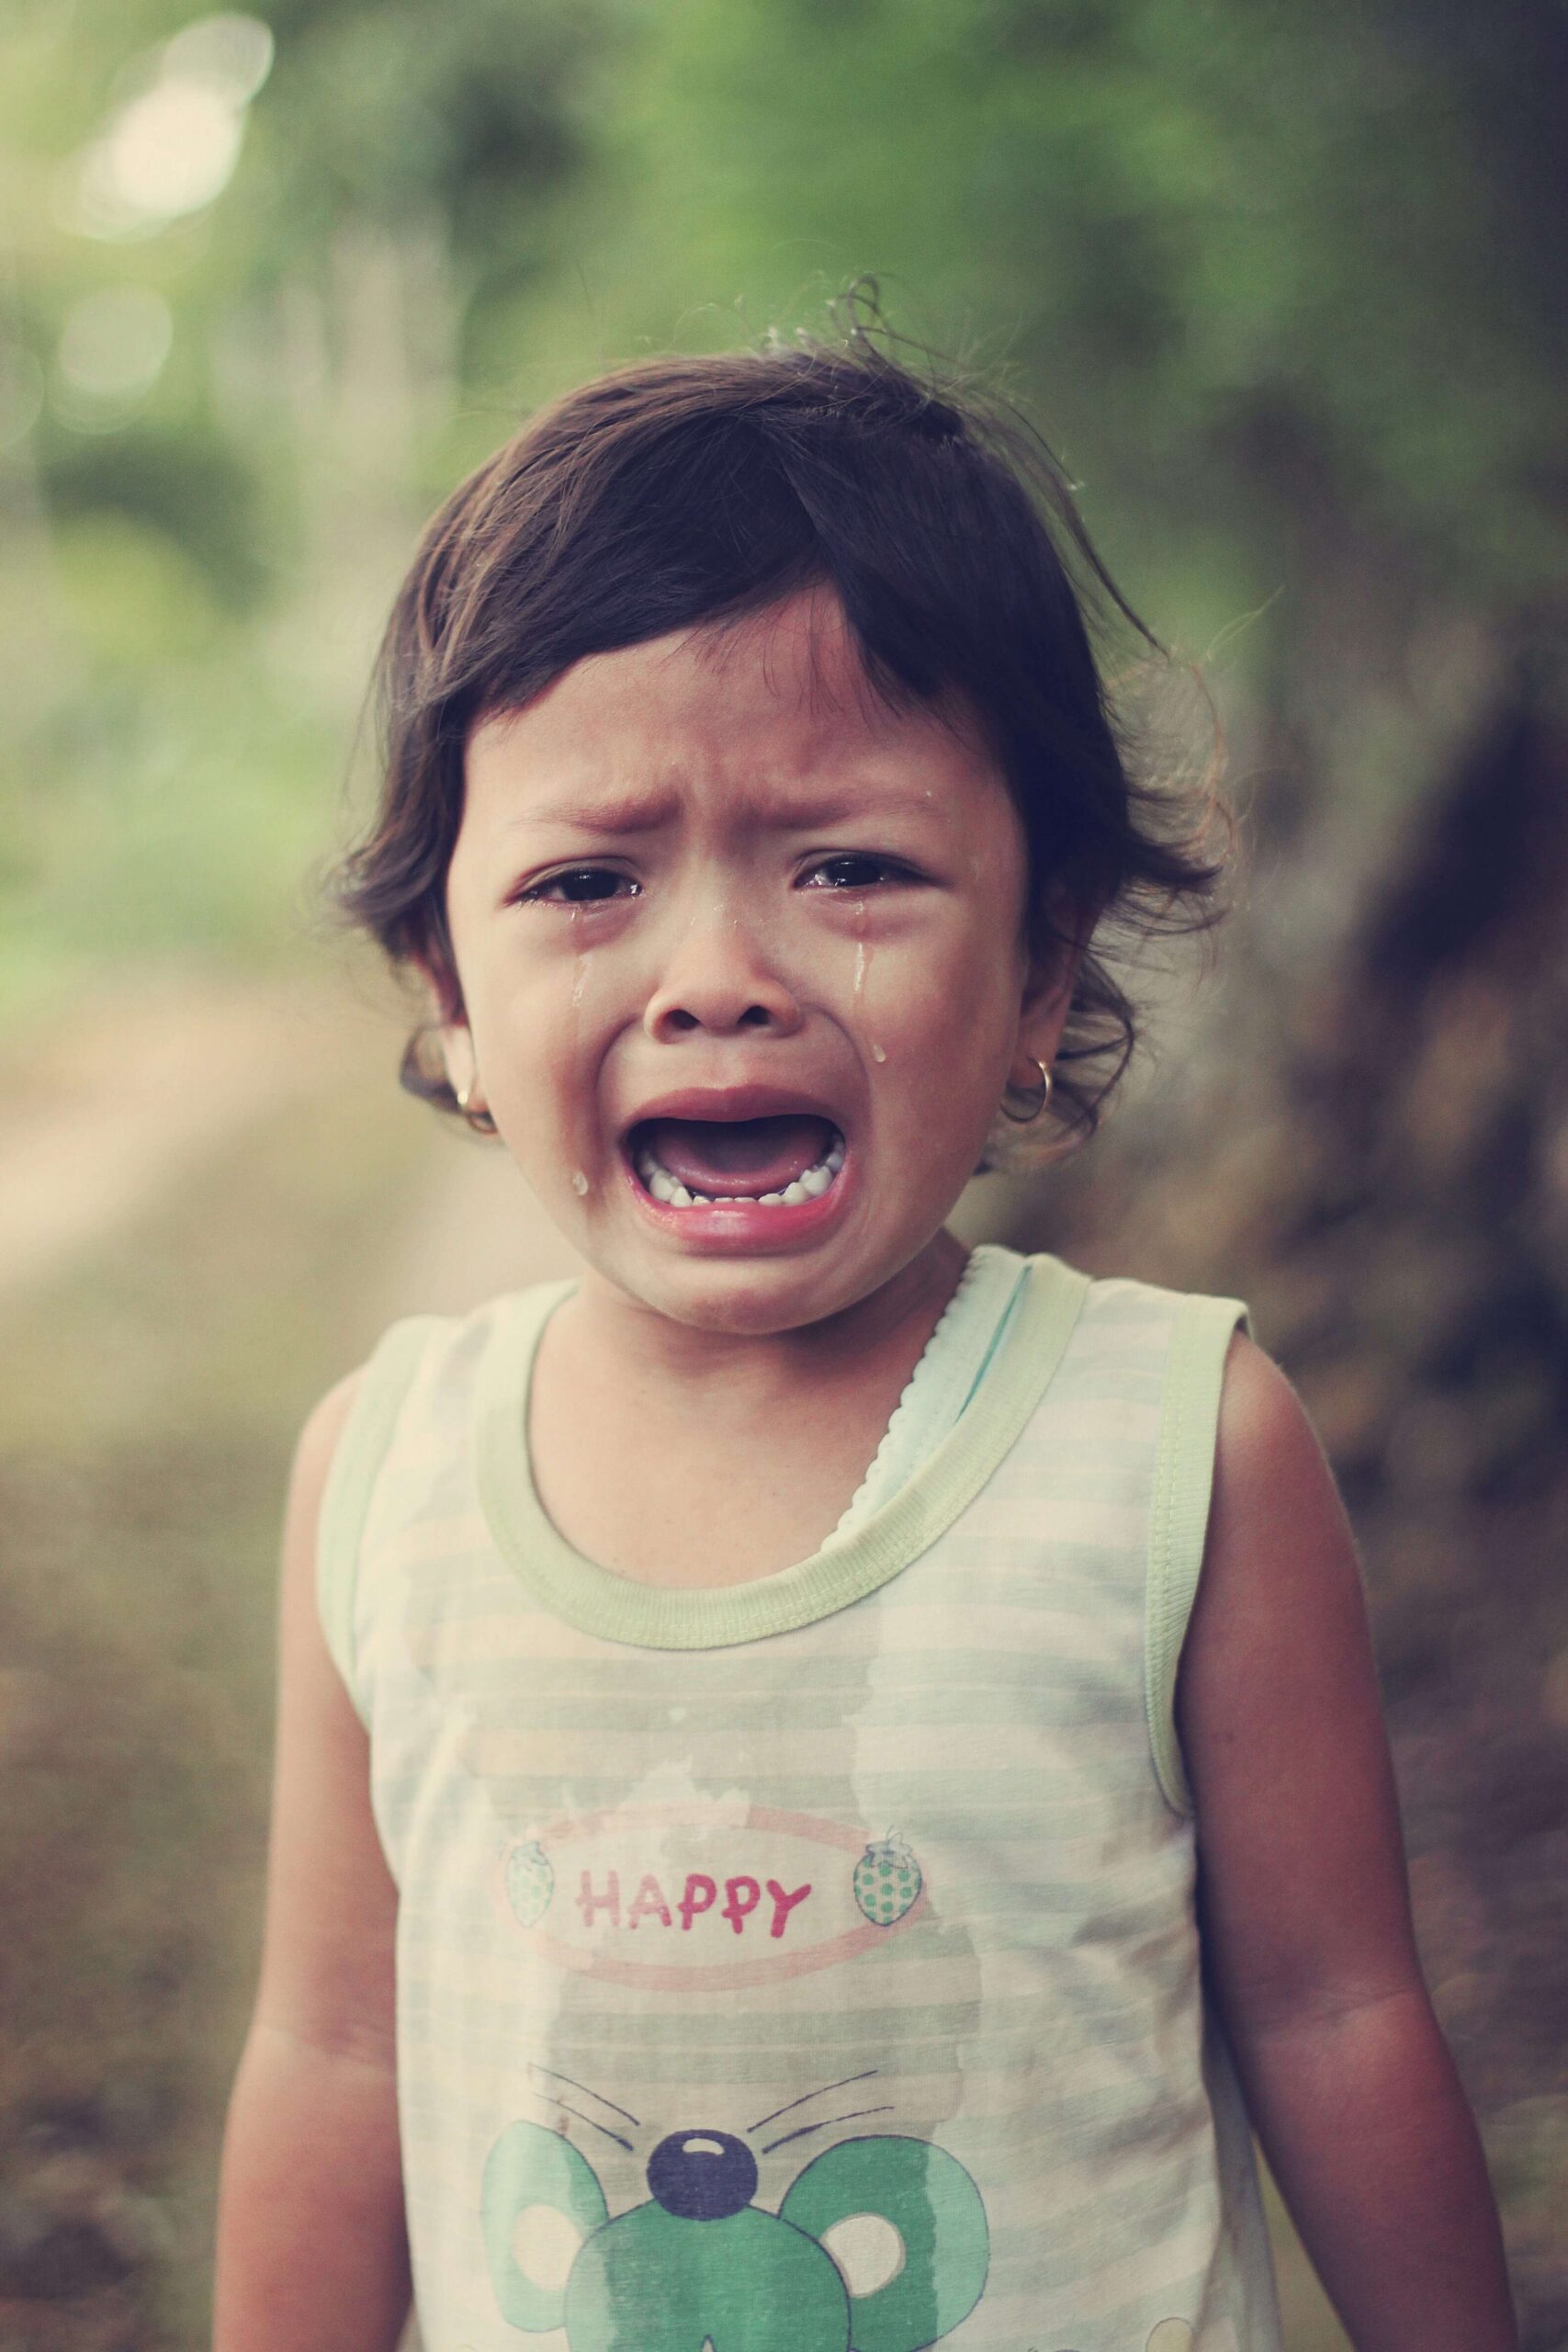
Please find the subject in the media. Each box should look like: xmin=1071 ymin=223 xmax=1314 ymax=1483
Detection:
xmin=213 ymin=333 xmax=1517 ymax=2351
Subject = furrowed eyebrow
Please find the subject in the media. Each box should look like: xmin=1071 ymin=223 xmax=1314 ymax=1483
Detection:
xmin=770 ymin=792 xmax=895 ymax=829
xmin=499 ymin=774 xmax=947 ymax=839
xmin=502 ymin=787 xmax=679 ymax=838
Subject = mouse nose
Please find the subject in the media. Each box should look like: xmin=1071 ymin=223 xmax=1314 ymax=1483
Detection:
xmin=646 ymin=2129 xmax=758 ymax=2221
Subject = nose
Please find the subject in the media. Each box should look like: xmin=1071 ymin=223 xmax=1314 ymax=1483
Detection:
xmin=646 ymin=2129 xmax=758 ymax=2221
xmin=642 ymin=900 xmax=801 ymax=1044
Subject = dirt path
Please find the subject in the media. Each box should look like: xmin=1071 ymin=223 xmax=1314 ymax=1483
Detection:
xmin=0 ymin=969 xmax=378 ymax=1295
xmin=371 ymin=1113 xmax=583 ymax=1322
xmin=0 ymin=961 xmax=581 ymax=1307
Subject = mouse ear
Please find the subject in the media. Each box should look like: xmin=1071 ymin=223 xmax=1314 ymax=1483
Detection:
xmin=481 ymin=2120 xmax=610 ymax=2333
xmin=778 ymin=2133 xmax=988 ymax=2352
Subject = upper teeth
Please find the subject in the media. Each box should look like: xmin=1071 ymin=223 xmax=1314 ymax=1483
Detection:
xmin=636 ymin=1132 xmax=845 ymax=1208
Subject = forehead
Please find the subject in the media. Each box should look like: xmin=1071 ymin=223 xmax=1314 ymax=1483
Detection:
xmin=460 ymin=590 xmax=1003 ymax=829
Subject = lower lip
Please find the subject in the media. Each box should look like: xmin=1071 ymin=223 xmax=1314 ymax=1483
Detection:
xmin=622 ymin=1154 xmax=853 ymax=1249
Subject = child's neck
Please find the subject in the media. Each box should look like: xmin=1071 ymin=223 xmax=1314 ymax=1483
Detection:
xmin=577 ymin=1229 xmax=966 ymax=1391
xmin=527 ymin=1231 xmax=970 ymax=1589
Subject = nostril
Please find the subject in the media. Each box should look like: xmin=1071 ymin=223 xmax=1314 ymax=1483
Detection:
xmin=646 ymin=2128 xmax=758 ymax=2222
xmin=739 ymin=1004 xmax=773 ymax=1028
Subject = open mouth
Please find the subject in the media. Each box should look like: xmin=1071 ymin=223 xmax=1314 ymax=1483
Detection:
xmin=626 ymin=1114 xmax=846 ymax=1210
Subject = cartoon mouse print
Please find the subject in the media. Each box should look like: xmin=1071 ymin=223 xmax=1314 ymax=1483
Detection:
xmin=463 ymin=1814 xmax=1202 ymax=2351
xmin=481 ymin=2068 xmax=989 ymax=2351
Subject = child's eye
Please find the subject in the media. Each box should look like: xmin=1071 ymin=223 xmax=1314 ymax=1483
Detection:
xmin=520 ymin=866 xmax=640 ymax=906
xmin=798 ymin=854 xmax=911 ymax=892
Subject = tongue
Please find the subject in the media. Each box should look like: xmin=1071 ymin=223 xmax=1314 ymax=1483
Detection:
xmin=641 ymin=1115 xmax=832 ymax=1197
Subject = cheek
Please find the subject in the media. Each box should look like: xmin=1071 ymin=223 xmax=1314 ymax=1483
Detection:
xmin=461 ymin=954 xmax=585 ymax=1125
xmin=863 ymin=904 xmax=1027 ymax=1058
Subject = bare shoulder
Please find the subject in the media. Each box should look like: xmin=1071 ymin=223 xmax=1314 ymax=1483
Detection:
xmin=282 ymin=1367 xmax=368 ymax=1551
xmin=1176 ymin=1328 xmax=1426 ymax=2031
xmin=276 ymin=1361 xmax=372 ymax=1694
xmin=1193 ymin=1327 xmax=1355 ymax=1626
xmin=1213 ymin=1323 xmax=1326 ymax=1492
xmin=1181 ymin=1323 xmax=1371 ymax=1726
xmin=257 ymin=1359 xmax=400 ymax=2059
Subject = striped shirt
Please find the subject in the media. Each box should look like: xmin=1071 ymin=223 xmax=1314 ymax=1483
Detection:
xmin=319 ymin=1250 xmax=1283 ymax=2351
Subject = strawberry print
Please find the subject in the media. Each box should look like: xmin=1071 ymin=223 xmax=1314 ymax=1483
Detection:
xmin=505 ymin=1839 xmax=555 ymax=1928
xmin=852 ymin=1833 xmax=922 ymax=1927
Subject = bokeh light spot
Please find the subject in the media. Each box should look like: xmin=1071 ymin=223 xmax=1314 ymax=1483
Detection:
xmin=60 ymin=15 xmax=273 ymax=241
xmin=57 ymin=287 xmax=174 ymax=405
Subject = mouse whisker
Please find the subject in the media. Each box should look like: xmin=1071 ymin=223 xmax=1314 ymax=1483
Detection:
xmin=527 ymin=2064 xmax=642 ymax=2129
xmin=748 ymin=2069 xmax=879 ymax=2134
xmin=525 ymin=2087 xmax=637 ymax=2154
xmin=760 ymin=2103 xmax=897 ymax=2155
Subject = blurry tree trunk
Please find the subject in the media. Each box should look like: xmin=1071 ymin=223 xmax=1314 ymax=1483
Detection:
xmin=210 ymin=212 xmax=459 ymax=718
xmin=280 ymin=214 xmax=458 ymax=708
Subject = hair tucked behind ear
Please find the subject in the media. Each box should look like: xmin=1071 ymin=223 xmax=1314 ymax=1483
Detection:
xmin=323 ymin=287 xmax=1230 ymax=1144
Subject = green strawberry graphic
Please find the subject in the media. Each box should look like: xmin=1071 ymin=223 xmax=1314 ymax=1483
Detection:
xmin=852 ymin=1832 xmax=922 ymax=1927
xmin=505 ymin=1839 xmax=554 ymax=1928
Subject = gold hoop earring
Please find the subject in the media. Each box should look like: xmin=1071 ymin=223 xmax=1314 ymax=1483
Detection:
xmin=1000 ymin=1058 xmax=1053 ymax=1125
xmin=456 ymin=1072 xmax=498 ymax=1136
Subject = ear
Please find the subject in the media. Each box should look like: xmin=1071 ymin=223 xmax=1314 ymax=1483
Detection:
xmin=412 ymin=948 xmax=463 ymax=1027
xmin=412 ymin=952 xmax=487 ymax=1115
xmin=481 ymin=2120 xmax=609 ymax=2333
xmin=1010 ymin=899 xmax=1092 ymax=1093
xmin=779 ymin=2133 xmax=988 ymax=2351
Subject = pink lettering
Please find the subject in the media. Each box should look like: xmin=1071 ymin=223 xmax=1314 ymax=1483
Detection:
xmin=678 ymin=1872 xmax=717 ymax=1931
xmin=765 ymin=1879 xmax=812 ymax=1939
xmin=576 ymin=1869 xmax=621 ymax=1929
xmin=626 ymin=1872 xmax=673 ymax=1930
xmin=721 ymin=1875 xmax=761 ymax=1935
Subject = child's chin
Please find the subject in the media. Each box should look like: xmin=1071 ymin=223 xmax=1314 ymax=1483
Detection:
xmin=608 ymin=1251 xmax=865 ymax=1337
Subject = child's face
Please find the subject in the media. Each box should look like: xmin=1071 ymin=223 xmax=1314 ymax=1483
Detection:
xmin=435 ymin=589 xmax=1076 ymax=1335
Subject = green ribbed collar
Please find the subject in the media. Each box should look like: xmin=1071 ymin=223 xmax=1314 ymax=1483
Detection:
xmin=473 ymin=1253 xmax=1089 ymax=1650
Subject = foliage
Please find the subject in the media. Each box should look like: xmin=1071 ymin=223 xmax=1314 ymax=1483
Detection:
xmin=4 ymin=0 xmax=1563 ymax=1010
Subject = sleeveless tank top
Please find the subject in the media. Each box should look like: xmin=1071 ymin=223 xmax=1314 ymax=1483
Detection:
xmin=829 ymin=1246 xmax=1033 ymax=1544
xmin=318 ymin=1252 xmax=1284 ymax=2352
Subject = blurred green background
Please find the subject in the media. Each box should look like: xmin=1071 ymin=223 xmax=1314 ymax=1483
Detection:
xmin=3 ymin=1 xmax=1565 ymax=2345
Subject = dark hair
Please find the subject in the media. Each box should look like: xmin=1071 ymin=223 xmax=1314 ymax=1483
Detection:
xmin=326 ymin=309 xmax=1225 ymax=1144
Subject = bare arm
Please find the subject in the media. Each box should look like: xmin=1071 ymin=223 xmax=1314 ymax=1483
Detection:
xmin=213 ymin=1370 xmax=412 ymax=2352
xmin=1177 ymin=1332 xmax=1517 ymax=2351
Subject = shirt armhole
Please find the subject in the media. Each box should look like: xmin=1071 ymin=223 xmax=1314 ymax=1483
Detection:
xmin=1145 ymin=1292 xmax=1252 ymax=1817
xmin=315 ymin=1317 xmax=446 ymax=1725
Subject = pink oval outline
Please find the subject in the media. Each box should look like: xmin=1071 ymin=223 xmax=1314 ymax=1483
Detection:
xmin=495 ymin=1804 xmax=927 ymax=1988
